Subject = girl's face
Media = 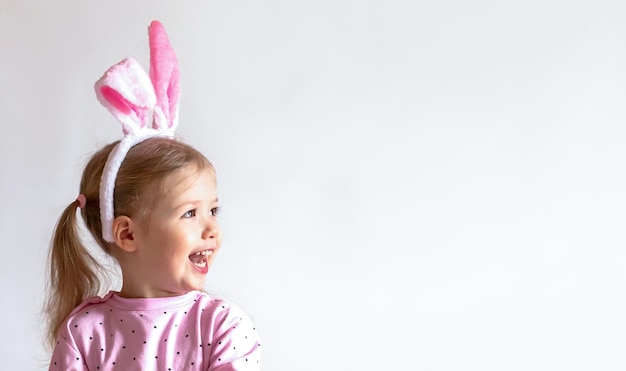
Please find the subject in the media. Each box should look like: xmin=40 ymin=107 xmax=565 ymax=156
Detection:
xmin=123 ymin=166 xmax=222 ymax=297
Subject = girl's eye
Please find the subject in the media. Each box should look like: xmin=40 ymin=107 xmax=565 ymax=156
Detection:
xmin=183 ymin=209 xmax=197 ymax=218
xmin=210 ymin=207 xmax=221 ymax=217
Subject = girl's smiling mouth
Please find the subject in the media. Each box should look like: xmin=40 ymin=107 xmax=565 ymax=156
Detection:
xmin=189 ymin=250 xmax=213 ymax=271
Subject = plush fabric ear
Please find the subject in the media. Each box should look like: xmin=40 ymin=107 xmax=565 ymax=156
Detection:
xmin=94 ymin=58 xmax=157 ymax=135
xmin=95 ymin=20 xmax=181 ymax=243
xmin=148 ymin=20 xmax=180 ymax=131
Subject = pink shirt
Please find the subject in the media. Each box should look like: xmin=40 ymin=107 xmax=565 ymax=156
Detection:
xmin=49 ymin=291 xmax=261 ymax=370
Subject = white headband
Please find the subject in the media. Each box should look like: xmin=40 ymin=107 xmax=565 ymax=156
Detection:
xmin=94 ymin=20 xmax=180 ymax=243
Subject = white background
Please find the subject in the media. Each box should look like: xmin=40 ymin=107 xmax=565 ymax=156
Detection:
xmin=2 ymin=1 xmax=626 ymax=370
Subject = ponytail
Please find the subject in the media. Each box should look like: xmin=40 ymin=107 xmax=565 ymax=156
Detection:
xmin=44 ymin=199 xmax=105 ymax=349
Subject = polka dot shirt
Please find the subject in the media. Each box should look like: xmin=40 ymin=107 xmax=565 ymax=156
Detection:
xmin=49 ymin=291 xmax=261 ymax=370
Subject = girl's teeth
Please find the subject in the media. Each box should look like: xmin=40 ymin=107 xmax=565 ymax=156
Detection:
xmin=193 ymin=250 xmax=213 ymax=256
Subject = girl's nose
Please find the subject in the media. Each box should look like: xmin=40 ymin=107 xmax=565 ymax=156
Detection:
xmin=202 ymin=219 xmax=220 ymax=240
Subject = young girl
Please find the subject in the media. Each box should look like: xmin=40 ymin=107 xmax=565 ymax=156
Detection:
xmin=45 ymin=21 xmax=261 ymax=370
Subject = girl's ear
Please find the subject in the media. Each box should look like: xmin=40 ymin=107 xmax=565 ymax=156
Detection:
xmin=112 ymin=216 xmax=138 ymax=253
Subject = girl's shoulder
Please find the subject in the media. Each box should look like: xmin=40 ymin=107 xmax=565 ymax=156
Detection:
xmin=64 ymin=291 xmax=117 ymax=320
xmin=192 ymin=291 xmax=256 ymax=325
xmin=188 ymin=291 xmax=260 ymax=344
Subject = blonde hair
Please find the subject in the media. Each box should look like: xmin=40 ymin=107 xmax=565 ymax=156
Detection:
xmin=44 ymin=137 xmax=213 ymax=348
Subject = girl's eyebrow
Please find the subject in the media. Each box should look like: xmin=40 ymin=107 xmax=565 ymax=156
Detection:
xmin=172 ymin=197 xmax=219 ymax=209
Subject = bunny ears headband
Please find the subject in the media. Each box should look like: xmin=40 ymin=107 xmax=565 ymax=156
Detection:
xmin=94 ymin=20 xmax=180 ymax=242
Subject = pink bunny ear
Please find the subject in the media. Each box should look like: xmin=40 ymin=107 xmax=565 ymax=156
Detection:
xmin=148 ymin=20 xmax=180 ymax=131
xmin=94 ymin=57 xmax=157 ymax=135
xmin=95 ymin=20 xmax=181 ymax=243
